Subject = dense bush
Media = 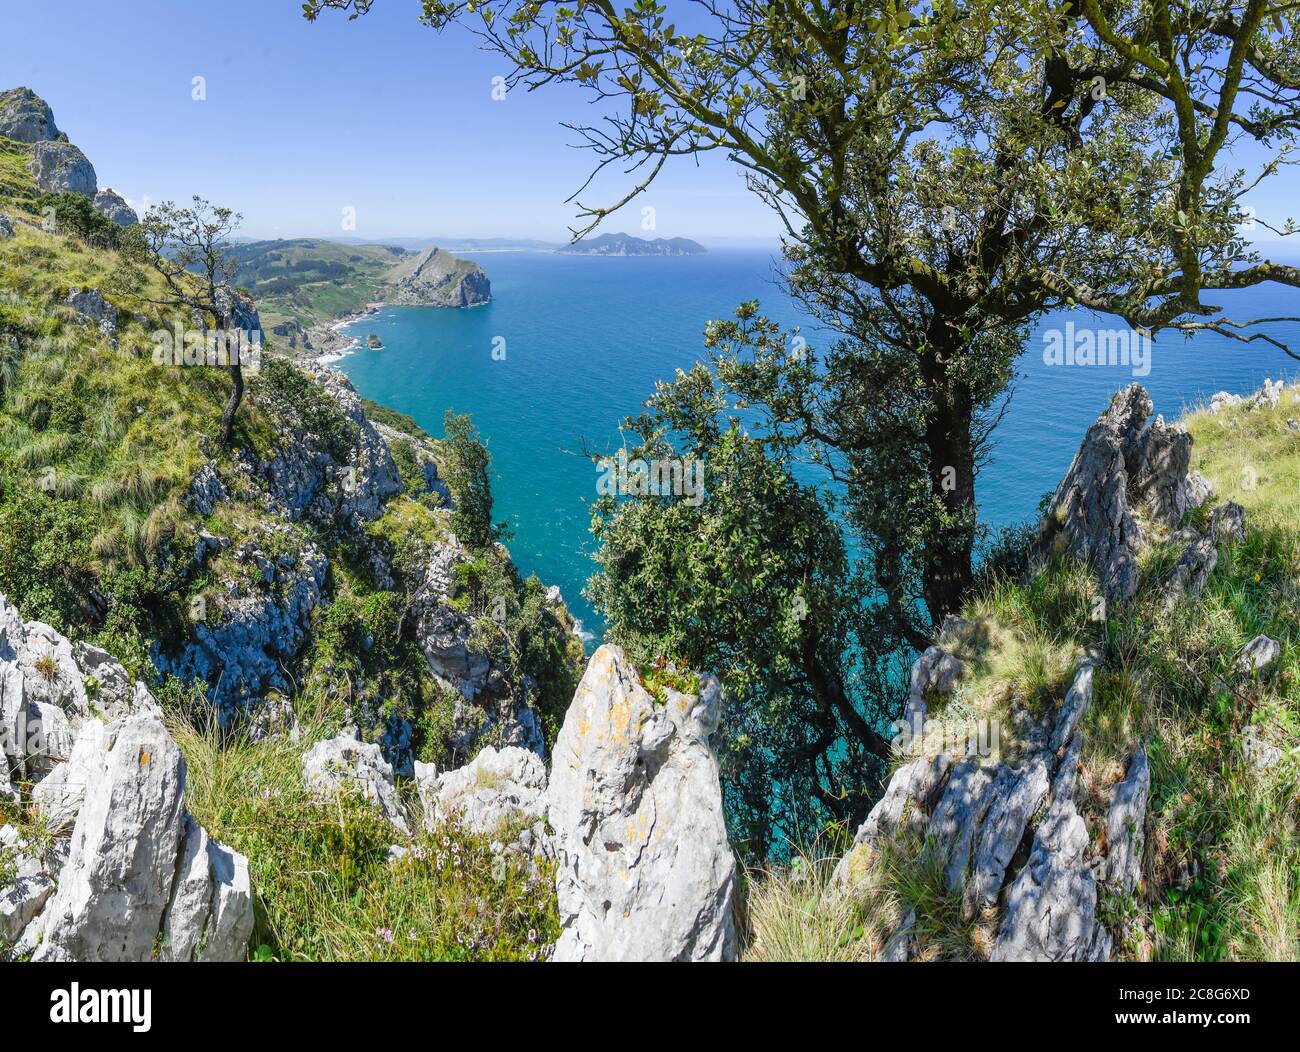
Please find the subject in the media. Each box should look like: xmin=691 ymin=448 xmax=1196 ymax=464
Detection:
xmin=441 ymin=410 xmax=504 ymax=550
xmin=37 ymin=192 xmax=121 ymax=250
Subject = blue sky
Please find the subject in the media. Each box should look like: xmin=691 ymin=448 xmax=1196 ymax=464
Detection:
xmin=1 ymin=0 xmax=1295 ymax=249
xmin=0 ymin=0 xmax=777 ymax=242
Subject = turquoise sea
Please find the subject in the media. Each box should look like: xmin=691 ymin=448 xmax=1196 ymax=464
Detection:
xmin=337 ymin=248 xmax=1300 ymax=642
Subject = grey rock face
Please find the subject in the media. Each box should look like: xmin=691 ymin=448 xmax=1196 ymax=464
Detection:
xmin=407 ymin=534 xmax=546 ymax=758
xmin=155 ymin=534 xmax=328 ymax=711
xmin=990 ymin=787 xmax=1111 ymax=962
xmin=29 ymin=139 xmax=97 ymax=196
xmin=1 ymin=870 xmax=54 ymax=949
xmin=1048 ymin=660 xmax=1096 ymax=754
xmin=31 ymin=714 xmax=253 ymax=962
xmin=384 ymin=246 xmax=492 ymax=308
xmin=186 ymin=461 xmax=228 ymax=516
xmin=1104 ymin=744 xmax=1149 ymax=895
xmin=836 ymin=653 xmax=1140 ymax=963
xmin=1237 ymin=634 xmax=1281 ymax=677
xmin=411 ymin=539 xmax=491 ymax=700
xmin=1166 ymin=530 xmax=1218 ymax=605
xmin=65 ymin=287 xmax=117 ymax=340
xmin=847 ymin=753 xmax=952 ymax=852
xmin=929 ymin=756 xmax=996 ymax=891
xmin=901 ymin=644 xmax=965 ymax=728
xmin=1184 ymin=470 xmax=1214 ymax=511
xmin=1130 ymin=415 xmax=1193 ymax=526
xmin=960 ymin=755 xmax=1050 ymax=921
xmin=1 ymin=599 xmax=91 ymax=781
xmin=31 ymin=721 xmax=108 ymax=833
xmin=1209 ymin=379 xmax=1287 ymax=416
xmin=1041 ymin=384 xmax=1201 ymax=604
xmin=1 ymin=826 xmax=55 ymax=949
xmin=1241 ymin=726 xmax=1285 ymax=771
xmin=1163 ymin=499 xmax=1245 ymax=608
xmin=0 ymin=87 xmax=59 ymax=143
xmin=547 ymin=645 xmax=737 ymax=961
xmin=988 ymin=700 xmax=1112 ymax=963
xmin=0 ymin=212 xmax=13 ymax=239
xmin=3 ymin=593 xmax=251 ymax=962
xmin=256 ymin=364 xmax=400 ymax=529
xmin=303 ymin=734 xmax=409 ymax=836
xmin=1211 ymin=500 xmax=1246 ymax=544
xmin=159 ymin=815 xmax=254 ymax=962
xmin=414 ymin=745 xmax=547 ymax=837
xmin=92 ymin=188 xmax=138 ymax=226
xmin=1041 ymin=386 xmax=1148 ymax=603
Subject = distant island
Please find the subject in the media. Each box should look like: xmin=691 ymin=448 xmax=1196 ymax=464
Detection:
xmin=365 ymin=334 xmax=383 ymax=349
xmin=557 ymin=232 xmax=706 ymax=257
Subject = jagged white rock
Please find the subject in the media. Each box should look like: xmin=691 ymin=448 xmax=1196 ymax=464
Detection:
xmin=1105 ymin=744 xmax=1149 ymax=895
xmin=303 ymin=734 xmax=409 ymax=836
xmin=1049 ymin=660 xmax=1096 ymax=754
xmin=2 ymin=594 xmax=253 ymax=962
xmin=547 ymin=645 xmax=737 ymax=961
xmin=960 ymin=755 xmax=1050 ymax=921
xmin=414 ymin=745 xmax=546 ymax=837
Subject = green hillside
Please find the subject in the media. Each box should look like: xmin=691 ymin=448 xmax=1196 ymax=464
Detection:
xmin=230 ymin=238 xmax=409 ymax=327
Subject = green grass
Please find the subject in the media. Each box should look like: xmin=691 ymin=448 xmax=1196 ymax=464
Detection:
xmin=1185 ymin=387 xmax=1300 ymax=529
xmin=168 ymin=704 xmax=559 ymax=961
xmin=796 ymin=388 xmax=1300 ymax=962
xmin=229 ymin=239 xmax=407 ymax=327
xmin=740 ymin=841 xmax=904 ymax=962
xmin=0 ymin=136 xmax=38 ymax=209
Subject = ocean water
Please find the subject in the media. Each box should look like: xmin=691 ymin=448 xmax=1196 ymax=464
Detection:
xmin=337 ymin=248 xmax=1300 ymax=641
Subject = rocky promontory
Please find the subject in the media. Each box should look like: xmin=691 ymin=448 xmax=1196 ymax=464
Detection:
xmin=383 ymin=245 xmax=491 ymax=308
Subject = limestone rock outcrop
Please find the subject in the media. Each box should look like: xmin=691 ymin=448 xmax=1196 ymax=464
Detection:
xmin=407 ymin=533 xmax=549 ymax=757
xmin=0 ymin=87 xmax=60 ymax=143
xmin=1 ymin=595 xmax=253 ymax=962
xmin=1209 ymin=379 xmax=1284 ymax=416
xmin=838 ymin=622 xmax=1153 ymax=963
xmin=547 ymin=645 xmax=737 ymax=961
xmin=384 ymin=246 xmax=491 ymax=308
xmin=92 ymin=188 xmax=138 ymax=226
xmin=414 ymin=745 xmax=546 ymax=837
xmin=65 ymin=287 xmax=117 ymax=340
xmin=29 ymin=139 xmax=97 ymax=196
xmin=255 ymin=363 xmax=400 ymax=529
xmin=1040 ymin=385 xmax=1150 ymax=603
xmin=303 ymin=734 xmax=410 ymax=836
xmin=1041 ymin=384 xmax=1226 ymax=605
xmin=154 ymin=531 xmax=328 ymax=713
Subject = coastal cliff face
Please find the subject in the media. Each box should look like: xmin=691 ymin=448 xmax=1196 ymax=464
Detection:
xmin=383 ymin=245 xmax=491 ymax=308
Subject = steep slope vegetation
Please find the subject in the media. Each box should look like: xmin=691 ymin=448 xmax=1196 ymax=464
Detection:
xmin=744 ymin=384 xmax=1299 ymax=962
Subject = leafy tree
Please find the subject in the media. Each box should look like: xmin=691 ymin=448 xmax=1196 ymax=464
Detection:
xmin=305 ymin=0 xmax=1300 ymax=633
xmin=441 ymin=410 xmax=506 ymax=550
xmin=306 ymin=0 xmax=1300 ymax=842
xmin=38 ymin=192 xmax=120 ymax=250
xmin=586 ymin=346 xmax=897 ymax=853
xmin=128 ymin=196 xmax=254 ymax=449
